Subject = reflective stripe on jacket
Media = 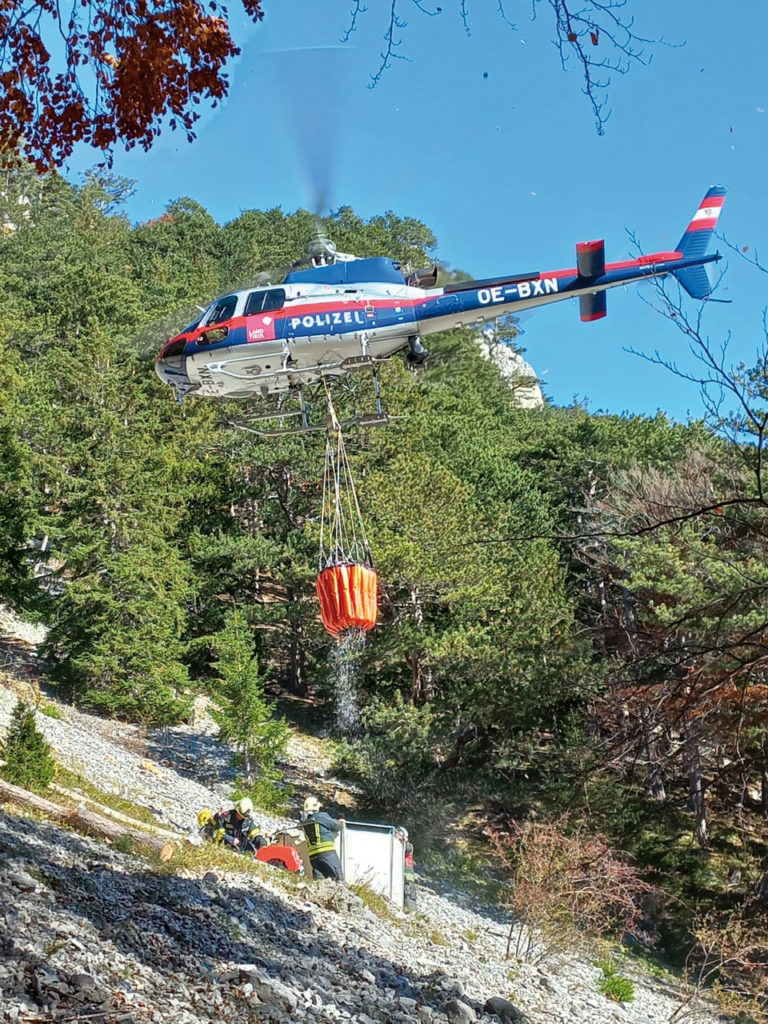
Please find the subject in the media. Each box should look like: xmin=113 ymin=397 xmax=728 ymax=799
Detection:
xmin=302 ymin=811 xmax=341 ymax=857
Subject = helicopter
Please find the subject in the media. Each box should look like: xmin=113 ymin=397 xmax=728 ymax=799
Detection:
xmin=155 ymin=186 xmax=726 ymax=431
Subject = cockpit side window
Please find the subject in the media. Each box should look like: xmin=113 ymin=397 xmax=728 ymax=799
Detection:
xmin=244 ymin=288 xmax=286 ymax=315
xmin=206 ymin=295 xmax=238 ymax=325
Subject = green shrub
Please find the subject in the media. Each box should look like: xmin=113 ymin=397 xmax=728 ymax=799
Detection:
xmin=233 ymin=776 xmax=293 ymax=816
xmin=40 ymin=704 xmax=63 ymax=720
xmin=0 ymin=701 xmax=57 ymax=790
xmin=596 ymin=956 xmax=635 ymax=1004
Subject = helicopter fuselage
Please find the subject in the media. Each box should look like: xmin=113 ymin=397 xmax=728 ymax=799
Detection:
xmin=154 ymin=187 xmax=726 ymax=401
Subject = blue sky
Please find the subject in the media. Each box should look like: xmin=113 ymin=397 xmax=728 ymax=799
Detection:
xmin=66 ymin=0 xmax=768 ymax=422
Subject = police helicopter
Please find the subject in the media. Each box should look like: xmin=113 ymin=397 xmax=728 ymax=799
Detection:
xmin=155 ymin=186 xmax=726 ymax=432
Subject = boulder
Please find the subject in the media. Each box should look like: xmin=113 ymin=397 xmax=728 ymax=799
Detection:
xmin=484 ymin=996 xmax=525 ymax=1022
xmin=443 ymin=997 xmax=476 ymax=1023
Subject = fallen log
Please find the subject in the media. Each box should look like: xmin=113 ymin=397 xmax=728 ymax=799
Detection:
xmin=0 ymin=777 xmax=176 ymax=857
xmin=49 ymin=782 xmax=180 ymax=839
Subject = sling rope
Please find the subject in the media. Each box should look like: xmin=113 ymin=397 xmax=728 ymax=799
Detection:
xmin=318 ymin=394 xmax=372 ymax=570
xmin=315 ymin=391 xmax=378 ymax=638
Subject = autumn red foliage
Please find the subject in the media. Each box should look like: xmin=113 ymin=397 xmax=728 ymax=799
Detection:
xmin=489 ymin=817 xmax=658 ymax=962
xmin=0 ymin=0 xmax=263 ymax=169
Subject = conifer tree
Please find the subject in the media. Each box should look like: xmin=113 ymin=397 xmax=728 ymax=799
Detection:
xmin=0 ymin=701 xmax=57 ymax=790
xmin=211 ymin=608 xmax=287 ymax=795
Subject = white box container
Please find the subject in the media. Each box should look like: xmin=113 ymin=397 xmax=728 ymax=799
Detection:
xmin=338 ymin=820 xmax=405 ymax=909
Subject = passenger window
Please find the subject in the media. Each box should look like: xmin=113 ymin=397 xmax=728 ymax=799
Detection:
xmin=245 ymin=288 xmax=285 ymax=315
xmin=207 ymin=296 xmax=237 ymax=324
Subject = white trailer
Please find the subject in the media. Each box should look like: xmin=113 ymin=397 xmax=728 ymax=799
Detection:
xmin=337 ymin=820 xmax=405 ymax=909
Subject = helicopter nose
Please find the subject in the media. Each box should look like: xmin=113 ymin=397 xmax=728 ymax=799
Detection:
xmin=155 ymin=355 xmax=190 ymax=389
xmin=155 ymin=337 xmax=189 ymax=388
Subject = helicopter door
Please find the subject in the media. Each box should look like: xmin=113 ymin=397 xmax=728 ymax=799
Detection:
xmin=422 ymin=293 xmax=460 ymax=332
xmin=244 ymin=288 xmax=284 ymax=342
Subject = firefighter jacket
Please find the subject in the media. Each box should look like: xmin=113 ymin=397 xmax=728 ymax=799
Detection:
xmin=301 ymin=811 xmax=342 ymax=857
xmin=214 ymin=807 xmax=257 ymax=848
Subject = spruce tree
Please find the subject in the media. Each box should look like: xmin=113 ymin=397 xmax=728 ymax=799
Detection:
xmin=211 ymin=609 xmax=287 ymax=801
xmin=1 ymin=701 xmax=57 ymax=789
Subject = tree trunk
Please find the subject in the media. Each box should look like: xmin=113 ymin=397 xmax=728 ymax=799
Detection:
xmin=0 ymin=778 xmax=174 ymax=855
xmin=683 ymin=717 xmax=709 ymax=849
xmin=288 ymin=619 xmax=309 ymax=697
xmin=761 ymin=734 xmax=768 ymax=820
xmin=408 ymin=584 xmax=433 ymax=703
xmin=641 ymin=706 xmax=666 ymax=801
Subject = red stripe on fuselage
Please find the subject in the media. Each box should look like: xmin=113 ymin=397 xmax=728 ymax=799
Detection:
xmin=280 ymin=297 xmax=411 ymax=318
xmin=538 ymin=250 xmax=683 ymax=280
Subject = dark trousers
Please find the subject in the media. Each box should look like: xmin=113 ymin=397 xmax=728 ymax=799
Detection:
xmin=310 ymin=850 xmax=343 ymax=880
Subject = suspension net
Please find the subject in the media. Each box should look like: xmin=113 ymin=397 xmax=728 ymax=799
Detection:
xmin=316 ymin=421 xmax=378 ymax=639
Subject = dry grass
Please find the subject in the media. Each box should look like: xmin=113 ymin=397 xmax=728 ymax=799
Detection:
xmin=54 ymin=766 xmax=160 ymax=826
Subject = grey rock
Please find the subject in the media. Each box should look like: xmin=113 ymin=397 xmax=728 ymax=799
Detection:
xmin=484 ymin=996 xmax=525 ymax=1022
xmin=0 ymin=685 xmax=725 ymax=1024
xmin=439 ymin=978 xmax=465 ymax=998
xmin=443 ymin=998 xmax=476 ymax=1024
xmin=6 ymin=867 xmax=40 ymax=891
xmin=244 ymin=970 xmax=299 ymax=1013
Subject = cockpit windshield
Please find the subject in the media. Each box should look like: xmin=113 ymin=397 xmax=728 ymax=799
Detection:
xmin=205 ymin=295 xmax=238 ymax=325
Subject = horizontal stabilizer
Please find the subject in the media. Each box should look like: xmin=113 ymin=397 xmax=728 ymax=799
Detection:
xmin=672 ymin=264 xmax=713 ymax=300
xmin=580 ymin=291 xmax=607 ymax=322
xmin=576 ymin=239 xmax=605 ymax=278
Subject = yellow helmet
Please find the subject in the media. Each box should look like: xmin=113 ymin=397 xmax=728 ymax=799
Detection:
xmin=236 ymin=797 xmax=254 ymax=816
xmin=303 ymin=796 xmax=321 ymax=814
xmin=197 ymin=808 xmax=214 ymax=829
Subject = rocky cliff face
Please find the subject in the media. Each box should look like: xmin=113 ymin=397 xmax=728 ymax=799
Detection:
xmin=0 ymin=686 xmax=718 ymax=1024
xmin=475 ymin=334 xmax=544 ymax=409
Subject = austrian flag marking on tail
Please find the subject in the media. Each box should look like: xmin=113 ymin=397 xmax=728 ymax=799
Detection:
xmin=675 ymin=185 xmax=727 ymax=263
xmin=690 ymin=197 xmax=726 ymax=231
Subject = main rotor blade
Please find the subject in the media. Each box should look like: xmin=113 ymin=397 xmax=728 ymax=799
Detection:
xmin=263 ymin=46 xmax=351 ymax=219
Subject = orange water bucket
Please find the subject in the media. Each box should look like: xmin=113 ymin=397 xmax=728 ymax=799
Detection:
xmin=316 ymin=563 xmax=379 ymax=638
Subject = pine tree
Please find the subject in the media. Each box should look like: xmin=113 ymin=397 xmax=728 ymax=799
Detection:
xmin=210 ymin=608 xmax=287 ymax=797
xmin=0 ymin=701 xmax=57 ymax=789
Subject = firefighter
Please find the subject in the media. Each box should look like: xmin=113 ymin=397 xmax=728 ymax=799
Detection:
xmin=197 ymin=808 xmax=217 ymax=842
xmin=300 ymin=795 xmax=345 ymax=880
xmin=397 ymin=827 xmax=417 ymax=910
xmin=212 ymin=798 xmax=267 ymax=854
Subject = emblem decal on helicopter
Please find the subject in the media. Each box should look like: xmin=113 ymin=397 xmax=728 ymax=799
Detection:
xmin=246 ymin=314 xmax=276 ymax=342
xmin=476 ymin=278 xmax=559 ymax=305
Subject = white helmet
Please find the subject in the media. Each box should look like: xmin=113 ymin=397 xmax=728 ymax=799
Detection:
xmin=236 ymin=797 xmax=254 ymax=816
xmin=399 ymin=827 xmax=408 ymax=841
xmin=303 ymin=796 xmax=321 ymax=814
